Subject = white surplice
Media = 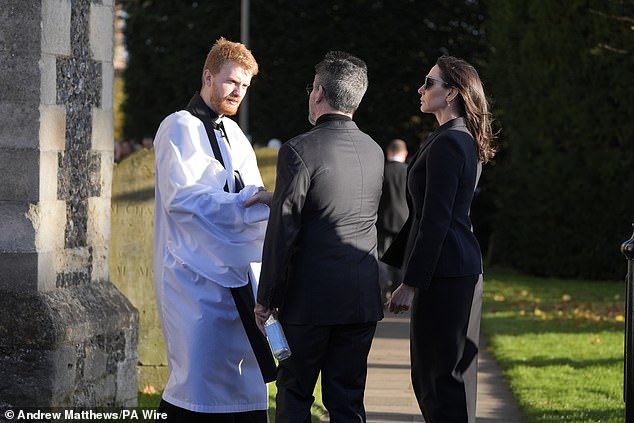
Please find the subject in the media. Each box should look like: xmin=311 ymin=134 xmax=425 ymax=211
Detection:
xmin=153 ymin=110 xmax=270 ymax=413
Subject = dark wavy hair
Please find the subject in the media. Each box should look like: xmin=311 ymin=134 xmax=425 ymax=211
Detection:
xmin=436 ymin=56 xmax=496 ymax=163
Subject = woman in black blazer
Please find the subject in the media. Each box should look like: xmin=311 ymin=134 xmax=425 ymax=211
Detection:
xmin=383 ymin=56 xmax=495 ymax=423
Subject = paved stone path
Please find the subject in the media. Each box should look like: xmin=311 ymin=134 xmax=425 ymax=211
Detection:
xmin=363 ymin=313 xmax=522 ymax=422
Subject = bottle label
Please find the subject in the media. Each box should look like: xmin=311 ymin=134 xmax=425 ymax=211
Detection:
xmin=264 ymin=318 xmax=292 ymax=361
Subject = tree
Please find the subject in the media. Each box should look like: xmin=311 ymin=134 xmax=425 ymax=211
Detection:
xmin=485 ymin=0 xmax=634 ymax=279
xmin=120 ymin=0 xmax=489 ymax=152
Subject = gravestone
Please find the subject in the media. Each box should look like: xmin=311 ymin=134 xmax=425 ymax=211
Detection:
xmin=0 ymin=0 xmax=138 ymax=407
xmin=110 ymin=148 xmax=167 ymax=389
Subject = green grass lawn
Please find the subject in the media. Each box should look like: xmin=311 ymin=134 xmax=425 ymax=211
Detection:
xmin=482 ymin=269 xmax=626 ymax=422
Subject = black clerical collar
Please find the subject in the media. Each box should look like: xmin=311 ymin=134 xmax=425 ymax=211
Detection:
xmin=186 ymin=92 xmax=226 ymax=137
xmin=186 ymin=93 xmax=224 ymax=125
xmin=315 ymin=113 xmax=353 ymax=125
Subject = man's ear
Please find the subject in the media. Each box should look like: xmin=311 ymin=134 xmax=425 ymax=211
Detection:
xmin=203 ymin=69 xmax=213 ymax=87
xmin=315 ymin=84 xmax=326 ymax=103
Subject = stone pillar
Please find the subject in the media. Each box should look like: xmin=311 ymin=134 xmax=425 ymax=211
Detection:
xmin=0 ymin=0 xmax=138 ymax=407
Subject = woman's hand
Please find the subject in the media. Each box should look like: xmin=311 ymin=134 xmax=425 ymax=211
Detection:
xmin=387 ymin=283 xmax=416 ymax=314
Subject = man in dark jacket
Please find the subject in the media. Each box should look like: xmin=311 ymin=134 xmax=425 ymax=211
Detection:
xmin=254 ymin=51 xmax=384 ymax=423
xmin=377 ymin=139 xmax=409 ymax=301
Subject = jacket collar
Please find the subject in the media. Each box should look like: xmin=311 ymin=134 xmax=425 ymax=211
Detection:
xmin=410 ymin=117 xmax=468 ymax=165
xmin=315 ymin=113 xmax=353 ymax=126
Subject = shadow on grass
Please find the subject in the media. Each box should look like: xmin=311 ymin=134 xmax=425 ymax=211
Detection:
xmin=522 ymin=407 xmax=625 ymax=423
xmin=482 ymin=313 xmax=624 ymax=336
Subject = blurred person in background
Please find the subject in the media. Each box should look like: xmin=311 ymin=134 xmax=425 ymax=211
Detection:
xmin=376 ymin=138 xmax=408 ymax=302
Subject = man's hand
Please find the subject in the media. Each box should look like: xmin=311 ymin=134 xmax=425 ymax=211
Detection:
xmin=386 ymin=283 xmax=416 ymax=314
xmin=244 ymin=186 xmax=273 ymax=207
xmin=254 ymin=303 xmax=272 ymax=335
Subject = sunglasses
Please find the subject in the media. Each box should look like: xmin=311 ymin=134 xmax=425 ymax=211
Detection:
xmin=423 ymin=76 xmax=451 ymax=90
xmin=306 ymin=83 xmax=314 ymax=95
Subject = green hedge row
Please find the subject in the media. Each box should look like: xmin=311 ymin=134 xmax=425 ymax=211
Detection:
xmin=485 ymin=0 xmax=634 ymax=279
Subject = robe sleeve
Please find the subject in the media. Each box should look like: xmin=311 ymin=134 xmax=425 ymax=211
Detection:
xmin=154 ymin=112 xmax=267 ymax=286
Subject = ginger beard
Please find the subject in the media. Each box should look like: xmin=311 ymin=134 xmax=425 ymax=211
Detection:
xmin=209 ymin=89 xmax=242 ymax=117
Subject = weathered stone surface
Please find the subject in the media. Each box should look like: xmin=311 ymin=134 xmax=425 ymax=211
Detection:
xmin=0 ymin=282 xmax=138 ymax=407
xmin=110 ymin=149 xmax=164 ymax=373
xmin=0 ymin=253 xmax=38 ymax=292
xmin=0 ymin=1 xmax=41 ymax=150
xmin=0 ymin=0 xmax=138 ymax=408
xmin=0 ymin=149 xmax=39 ymax=201
xmin=0 ymin=201 xmax=36 ymax=251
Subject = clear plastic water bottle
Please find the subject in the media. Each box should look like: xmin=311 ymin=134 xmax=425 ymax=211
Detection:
xmin=264 ymin=315 xmax=292 ymax=361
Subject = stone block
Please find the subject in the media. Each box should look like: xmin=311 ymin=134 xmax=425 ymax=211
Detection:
xmin=38 ymin=251 xmax=58 ymax=292
xmin=0 ymin=1 xmax=41 ymax=58
xmin=100 ymin=150 xmax=114 ymax=199
xmin=0 ymin=54 xmax=41 ymax=105
xmin=0 ymin=252 xmax=37 ymax=292
xmin=83 ymin=341 xmax=108 ymax=382
xmin=117 ymin=354 xmax=139 ymax=406
xmin=39 ymin=151 xmax=60 ymax=202
xmin=101 ymin=61 xmax=114 ymax=110
xmin=0 ymin=102 xmax=40 ymax=149
xmin=40 ymin=53 xmax=58 ymax=106
xmin=0 ymin=149 xmax=39 ymax=201
xmin=32 ymin=200 xmax=66 ymax=254
xmin=91 ymin=108 xmax=114 ymax=152
xmin=87 ymin=196 xmax=110 ymax=282
xmin=0 ymin=283 xmax=138 ymax=406
xmin=0 ymin=201 xmax=36 ymax=251
xmin=39 ymin=105 xmax=66 ymax=152
xmin=90 ymin=3 xmax=114 ymax=63
xmin=41 ymin=0 xmax=71 ymax=56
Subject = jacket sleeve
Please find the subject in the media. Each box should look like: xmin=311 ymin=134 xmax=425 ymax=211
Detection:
xmin=402 ymin=133 xmax=465 ymax=289
xmin=257 ymin=143 xmax=310 ymax=308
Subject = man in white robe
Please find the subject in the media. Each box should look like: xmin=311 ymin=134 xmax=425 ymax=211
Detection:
xmin=153 ymin=37 xmax=274 ymax=422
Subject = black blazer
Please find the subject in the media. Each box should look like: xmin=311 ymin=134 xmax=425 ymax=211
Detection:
xmin=382 ymin=118 xmax=482 ymax=290
xmin=377 ymin=160 xmax=408 ymax=235
xmin=257 ymin=114 xmax=385 ymax=325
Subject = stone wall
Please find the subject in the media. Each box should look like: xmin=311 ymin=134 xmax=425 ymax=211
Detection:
xmin=0 ymin=0 xmax=137 ymax=407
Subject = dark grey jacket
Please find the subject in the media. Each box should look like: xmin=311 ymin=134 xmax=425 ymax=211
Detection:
xmin=257 ymin=114 xmax=385 ymax=325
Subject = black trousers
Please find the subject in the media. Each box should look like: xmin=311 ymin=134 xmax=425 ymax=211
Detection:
xmin=275 ymin=322 xmax=377 ymax=423
xmin=410 ymin=274 xmax=482 ymax=423
xmin=157 ymin=399 xmax=267 ymax=423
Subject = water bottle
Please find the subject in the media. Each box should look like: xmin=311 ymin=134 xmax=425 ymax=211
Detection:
xmin=264 ymin=314 xmax=292 ymax=361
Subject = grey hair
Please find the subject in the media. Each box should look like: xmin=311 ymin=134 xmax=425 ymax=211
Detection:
xmin=314 ymin=51 xmax=368 ymax=114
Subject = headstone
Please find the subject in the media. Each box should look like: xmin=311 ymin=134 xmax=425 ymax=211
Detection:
xmin=110 ymin=148 xmax=167 ymax=390
xmin=0 ymin=0 xmax=138 ymax=407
